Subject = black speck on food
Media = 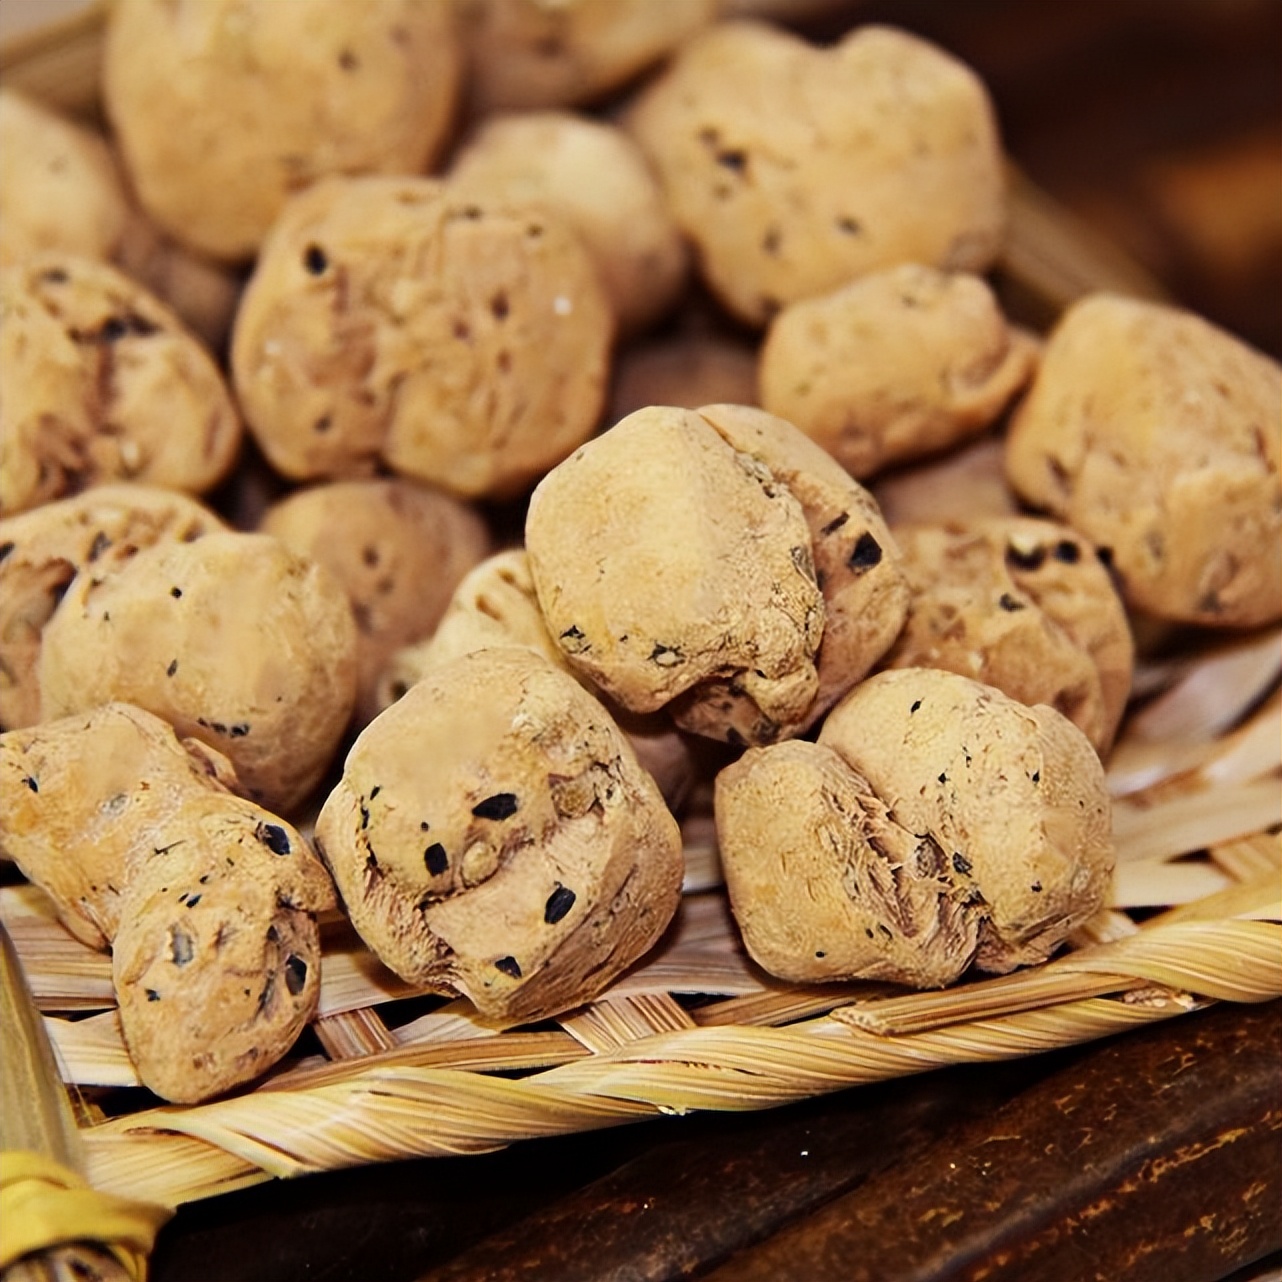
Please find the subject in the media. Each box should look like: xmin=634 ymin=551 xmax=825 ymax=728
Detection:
xmin=41 ymin=268 xmax=69 ymax=284
xmin=494 ymin=955 xmax=522 ymax=979
xmin=88 ymin=531 xmax=111 ymax=561
xmin=166 ymin=658 xmax=178 ymax=677
xmin=820 ymin=512 xmax=849 ymax=536
xmin=938 ymin=772 xmax=947 ymax=784
xmin=360 ymin=802 xmax=370 ymax=830
xmin=998 ymin=592 xmax=1025 ymax=612
xmin=256 ymin=823 xmax=292 ymax=856
xmin=170 ymin=927 xmax=194 ymax=967
xmin=1031 ymin=770 xmax=1040 ymax=784
xmin=24 ymin=776 xmax=38 ymax=793
xmin=1005 ymin=543 xmax=1045 ymax=572
xmin=285 ymin=955 xmax=309 ymax=995
xmin=185 ymin=894 xmax=201 ymax=909
xmin=910 ymin=700 xmax=922 ymax=714
xmin=877 ymin=923 xmax=893 ymax=940
xmin=544 ymin=884 xmax=576 ymax=924
xmin=649 ymin=643 xmax=683 ymax=667
xmin=848 ymin=532 xmax=883 ymax=571
xmin=146 ymin=989 xmax=161 ymax=1002
xmin=1054 ymin=539 xmax=1081 ymax=564
xmin=716 ymin=148 xmax=747 ymax=173
xmin=0 ymin=541 xmax=14 ymax=565
xmin=338 ymin=47 xmax=358 ymax=70
xmin=865 ymin=928 xmax=874 ymax=939
xmin=952 ymin=852 xmax=972 ymax=875
xmin=815 ymin=949 xmax=826 ymax=958
xmin=762 ymin=227 xmax=781 ymax=255
xmin=170 ymin=586 xmax=183 ymax=599
xmin=559 ymin=624 xmax=589 ymax=654
xmin=369 ymin=785 xmax=381 ymax=800
xmin=835 ymin=215 xmax=863 ymax=236
xmin=229 ymin=723 xmax=250 ymax=737
xmin=304 ymin=244 xmax=328 ymax=275
xmin=472 ymin=793 xmax=519 ymax=821
xmin=489 ymin=291 xmax=510 ymax=321
xmin=424 ymin=842 xmax=449 ymax=876
xmin=420 ymin=820 xmax=430 ymax=831
xmin=314 ymin=415 xmax=332 ymax=433
xmin=1096 ymin=546 xmax=1114 ymax=568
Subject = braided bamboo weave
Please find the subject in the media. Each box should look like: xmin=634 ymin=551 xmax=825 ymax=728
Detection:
xmin=1 ymin=0 xmax=1278 ymax=1214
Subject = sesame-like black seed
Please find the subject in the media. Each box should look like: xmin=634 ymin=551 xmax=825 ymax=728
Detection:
xmin=835 ymin=215 xmax=862 ymax=236
xmin=1053 ymin=540 xmax=1081 ymax=564
xmin=185 ymin=894 xmax=201 ymax=909
xmin=229 ymin=723 xmax=250 ymax=737
xmin=256 ymin=822 xmax=292 ymax=856
xmin=314 ymin=415 xmax=332 ymax=433
xmin=304 ymin=244 xmax=328 ymax=274
xmin=1031 ymin=770 xmax=1040 ymax=784
xmin=815 ymin=950 xmax=826 ymax=958
xmin=170 ymin=928 xmax=194 ymax=967
xmin=146 ymin=989 xmax=161 ymax=1002
xmin=1005 ymin=543 xmax=1046 ymax=572
xmin=166 ymin=659 xmax=178 ymax=677
xmin=865 ymin=928 xmax=874 ymax=939
xmin=938 ymin=772 xmax=948 ymax=784
xmin=24 ymin=776 xmax=38 ymax=793
xmin=424 ymin=842 xmax=449 ymax=875
xmin=1031 ymin=882 xmax=1043 ymax=893
xmin=910 ymin=700 xmax=922 ymax=714
xmin=369 ymin=785 xmax=381 ymax=799
xmin=420 ymin=821 xmax=430 ymax=831
xmin=0 ymin=541 xmax=13 ymax=564
xmin=472 ymin=793 xmax=519 ymax=820
xmin=284 ymin=955 xmax=308 ymax=995
xmin=877 ymin=924 xmax=893 ymax=940
xmin=490 ymin=291 xmax=510 ymax=320
xmin=559 ymin=624 xmax=589 ymax=654
xmin=848 ymin=532 xmax=882 ymax=570
xmin=360 ymin=803 xmax=370 ymax=830
xmin=100 ymin=316 xmax=130 ymax=343
xmin=494 ymin=955 xmax=522 ymax=978
xmin=998 ymin=592 xmax=1026 ymax=612
xmin=952 ymin=852 xmax=972 ymax=875
xmin=544 ymin=884 xmax=576 ymax=924
xmin=88 ymin=531 xmax=111 ymax=561
xmin=41 ymin=268 xmax=69 ymax=284
xmin=820 ymin=512 xmax=849 ymax=536
xmin=716 ymin=148 xmax=747 ymax=172
xmin=1096 ymin=546 xmax=1114 ymax=568
xmin=170 ymin=586 xmax=182 ymax=598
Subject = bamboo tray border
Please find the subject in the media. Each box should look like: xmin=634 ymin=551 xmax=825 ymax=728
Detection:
xmin=1 ymin=0 xmax=1278 ymax=1212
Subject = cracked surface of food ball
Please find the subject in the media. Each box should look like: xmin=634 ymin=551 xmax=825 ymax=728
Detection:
xmin=1004 ymin=293 xmax=1282 ymax=626
xmin=449 ymin=111 xmax=687 ymax=337
xmin=231 ymin=176 xmax=613 ymax=498
xmin=37 ymin=530 xmax=358 ymax=813
xmin=261 ymin=478 xmax=491 ymax=727
xmin=884 ymin=517 xmax=1134 ymax=753
xmin=818 ymin=667 xmax=1113 ymax=977
xmin=525 ymin=405 xmax=824 ymax=745
xmin=103 ymin=0 xmax=462 ymax=261
xmin=0 ymin=256 xmax=242 ymax=517
xmin=625 ymin=22 xmax=1005 ymax=326
xmin=759 ymin=264 xmax=1037 ymax=478
xmin=0 ymin=485 xmax=224 ymax=732
xmin=315 ymin=647 xmax=683 ymax=1022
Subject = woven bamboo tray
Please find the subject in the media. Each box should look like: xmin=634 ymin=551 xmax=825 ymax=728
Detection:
xmin=2 ymin=0 xmax=1280 ymax=1217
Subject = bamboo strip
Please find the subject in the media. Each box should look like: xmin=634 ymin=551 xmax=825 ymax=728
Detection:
xmin=1209 ymin=832 xmax=1280 ymax=883
xmin=1112 ymin=777 xmax=1281 ymax=863
xmin=561 ymin=993 xmax=697 ymax=1053
xmin=0 ymin=0 xmax=106 ymax=117
xmin=313 ymin=1008 xmax=398 ymax=1060
xmin=1110 ymin=859 xmax=1233 ymax=908
xmin=44 ymin=1011 xmax=138 ymax=1088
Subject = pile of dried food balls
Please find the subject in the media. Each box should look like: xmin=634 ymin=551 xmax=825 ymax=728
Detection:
xmin=2 ymin=0 xmax=1278 ymax=1104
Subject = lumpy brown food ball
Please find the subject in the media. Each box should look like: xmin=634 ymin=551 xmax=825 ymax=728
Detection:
xmin=260 ymin=479 xmax=490 ymax=726
xmin=759 ymin=264 xmax=1037 ymax=478
xmin=1005 ymin=293 xmax=1282 ymax=626
xmin=525 ymin=405 xmax=824 ymax=745
xmin=626 ymin=21 xmax=1005 ymax=326
xmin=102 ymin=0 xmax=462 ymax=262
xmin=449 ymin=111 xmax=688 ymax=337
xmin=0 ymin=256 xmax=242 ymax=517
xmin=0 ymin=485 xmax=224 ymax=732
xmin=315 ymin=647 xmax=683 ymax=1022
xmin=717 ymin=668 xmax=1114 ymax=986
xmin=883 ymin=518 xmax=1134 ymax=754
xmin=0 ymin=703 xmax=335 ymax=1102
xmin=37 ymin=530 xmax=358 ymax=813
xmin=458 ymin=0 xmax=717 ymax=114
xmin=231 ymin=176 xmax=613 ymax=499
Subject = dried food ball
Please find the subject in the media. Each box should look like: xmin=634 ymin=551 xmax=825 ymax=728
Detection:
xmin=525 ymin=405 xmax=824 ymax=745
xmin=625 ymin=22 xmax=1005 ymax=327
xmin=1005 ymin=294 xmax=1282 ymax=627
xmin=231 ymin=176 xmax=613 ymax=498
xmin=718 ymin=668 xmax=1113 ymax=986
xmin=260 ymin=479 xmax=491 ymax=727
xmin=314 ymin=647 xmax=683 ymax=1022
xmin=882 ymin=518 xmax=1134 ymax=754
xmin=102 ymin=0 xmax=462 ymax=262
xmin=379 ymin=549 xmax=696 ymax=807
xmin=872 ymin=434 xmax=1020 ymax=528
xmin=38 ymin=530 xmax=358 ymax=813
xmin=759 ymin=265 xmax=1037 ymax=478
xmin=1 ymin=702 xmax=335 ymax=1102
xmin=0 ymin=257 xmax=242 ymax=518
xmin=0 ymin=88 xmax=132 ymax=268
xmin=610 ymin=333 xmax=759 ymax=422
xmin=695 ymin=403 xmax=909 ymax=732
xmin=459 ymin=0 xmax=716 ymax=114
xmin=449 ymin=111 xmax=688 ymax=337
xmin=0 ymin=485 xmax=223 ymax=732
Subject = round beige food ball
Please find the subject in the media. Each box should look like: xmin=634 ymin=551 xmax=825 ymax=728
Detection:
xmin=0 ymin=485 xmax=224 ymax=732
xmin=459 ymin=0 xmax=716 ymax=114
xmin=759 ymin=264 xmax=1037 ymax=478
xmin=0 ymin=256 xmax=242 ymax=518
xmin=625 ymin=21 xmax=1006 ymax=327
xmin=525 ymin=405 xmax=824 ymax=745
xmin=103 ymin=0 xmax=462 ymax=262
xmin=819 ymin=668 xmax=1113 ymax=976
xmin=883 ymin=518 xmax=1134 ymax=754
xmin=449 ymin=111 xmax=687 ymax=337
xmin=231 ymin=176 xmax=613 ymax=498
xmin=314 ymin=647 xmax=683 ymax=1022
xmin=260 ymin=478 xmax=491 ymax=727
xmin=38 ymin=531 xmax=358 ymax=813
xmin=1005 ymin=294 xmax=1282 ymax=627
